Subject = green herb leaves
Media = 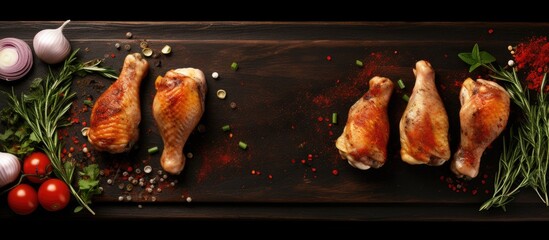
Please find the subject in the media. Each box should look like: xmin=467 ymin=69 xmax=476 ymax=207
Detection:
xmin=458 ymin=44 xmax=497 ymax=72
xmin=0 ymin=107 xmax=38 ymax=156
xmin=5 ymin=49 xmax=117 ymax=215
xmin=75 ymin=164 xmax=101 ymax=213
xmin=459 ymin=44 xmax=549 ymax=210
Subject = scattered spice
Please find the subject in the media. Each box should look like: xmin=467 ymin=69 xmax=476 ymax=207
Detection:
xmin=212 ymin=72 xmax=219 ymax=79
xmin=114 ymin=43 xmax=120 ymax=49
xmin=222 ymin=125 xmax=231 ymax=132
xmin=230 ymin=102 xmax=237 ymax=109
xmin=311 ymin=51 xmax=394 ymax=109
xmin=326 ymin=55 xmax=332 ymax=61
xmin=355 ymin=59 xmax=364 ymax=67
xmin=125 ymin=32 xmax=133 ymax=39
xmin=513 ymin=36 xmax=549 ymax=91
xmin=123 ymin=44 xmax=131 ymax=51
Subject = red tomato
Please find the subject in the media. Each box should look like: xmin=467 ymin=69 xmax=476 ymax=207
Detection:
xmin=38 ymin=179 xmax=70 ymax=211
xmin=23 ymin=152 xmax=53 ymax=183
xmin=7 ymin=184 xmax=39 ymax=215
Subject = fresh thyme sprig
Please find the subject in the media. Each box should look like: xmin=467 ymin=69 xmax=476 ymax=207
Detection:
xmin=459 ymin=44 xmax=549 ymax=211
xmin=4 ymin=49 xmax=117 ymax=215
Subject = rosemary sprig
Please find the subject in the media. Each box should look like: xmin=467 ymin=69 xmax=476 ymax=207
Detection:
xmin=4 ymin=49 xmax=117 ymax=215
xmin=459 ymin=44 xmax=549 ymax=210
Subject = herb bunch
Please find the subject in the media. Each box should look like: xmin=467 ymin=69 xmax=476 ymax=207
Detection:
xmin=4 ymin=49 xmax=117 ymax=214
xmin=0 ymin=107 xmax=38 ymax=156
xmin=459 ymin=44 xmax=549 ymax=210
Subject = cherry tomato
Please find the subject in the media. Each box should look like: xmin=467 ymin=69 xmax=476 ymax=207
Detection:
xmin=23 ymin=152 xmax=52 ymax=183
xmin=7 ymin=184 xmax=39 ymax=215
xmin=38 ymin=178 xmax=70 ymax=211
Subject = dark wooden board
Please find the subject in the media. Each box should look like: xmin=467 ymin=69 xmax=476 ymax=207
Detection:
xmin=1 ymin=21 xmax=548 ymax=220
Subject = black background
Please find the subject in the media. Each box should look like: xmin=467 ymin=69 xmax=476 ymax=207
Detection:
xmin=2 ymin=0 xmax=548 ymax=22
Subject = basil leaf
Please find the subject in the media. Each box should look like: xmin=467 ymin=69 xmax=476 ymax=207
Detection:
xmin=469 ymin=63 xmax=482 ymax=72
xmin=480 ymin=51 xmax=496 ymax=64
xmin=472 ymin=43 xmax=481 ymax=61
xmin=458 ymin=53 xmax=477 ymax=65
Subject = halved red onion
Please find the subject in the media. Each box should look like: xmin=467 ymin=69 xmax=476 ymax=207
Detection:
xmin=0 ymin=38 xmax=33 ymax=81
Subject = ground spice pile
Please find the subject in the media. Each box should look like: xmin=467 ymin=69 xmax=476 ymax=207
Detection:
xmin=513 ymin=36 xmax=549 ymax=91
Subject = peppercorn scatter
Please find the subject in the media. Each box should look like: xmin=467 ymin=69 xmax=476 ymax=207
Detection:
xmin=61 ymin=96 xmax=185 ymax=203
xmin=439 ymin=173 xmax=492 ymax=196
xmin=290 ymin=152 xmax=340 ymax=180
xmin=102 ymin=163 xmax=180 ymax=202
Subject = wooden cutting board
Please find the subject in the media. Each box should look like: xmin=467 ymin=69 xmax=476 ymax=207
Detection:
xmin=1 ymin=21 xmax=548 ymax=220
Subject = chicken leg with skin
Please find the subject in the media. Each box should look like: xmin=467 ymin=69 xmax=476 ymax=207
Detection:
xmin=86 ymin=53 xmax=149 ymax=154
xmin=336 ymin=76 xmax=394 ymax=170
xmin=399 ymin=60 xmax=450 ymax=166
xmin=153 ymin=68 xmax=206 ymax=175
xmin=452 ymin=78 xmax=510 ymax=178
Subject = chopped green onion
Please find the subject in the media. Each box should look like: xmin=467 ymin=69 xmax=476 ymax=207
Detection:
xmin=397 ymin=79 xmax=405 ymax=89
xmin=238 ymin=141 xmax=248 ymax=150
xmin=222 ymin=125 xmax=231 ymax=131
xmin=332 ymin=113 xmax=338 ymax=124
xmin=148 ymin=146 xmax=159 ymax=154
xmin=402 ymin=94 xmax=410 ymax=102
xmin=83 ymin=99 xmax=93 ymax=107
xmin=355 ymin=60 xmax=363 ymax=67
xmin=231 ymin=62 xmax=239 ymax=71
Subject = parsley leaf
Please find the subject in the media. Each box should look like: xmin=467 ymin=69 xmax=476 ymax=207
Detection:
xmin=75 ymin=164 xmax=102 ymax=213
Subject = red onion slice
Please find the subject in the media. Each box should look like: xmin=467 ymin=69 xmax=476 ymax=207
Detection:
xmin=0 ymin=38 xmax=33 ymax=81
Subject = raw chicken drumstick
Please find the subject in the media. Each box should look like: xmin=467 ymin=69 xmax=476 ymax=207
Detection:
xmin=399 ymin=60 xmax=450 ymax=166
xmin=336 ymin=76 xmax=394 ymax=170
xmin=153 ymin=68 xmax=207 ymax=175
xmin=452 ymin=78 xmax=510 ymax=178
xmin=86 ymin=53 xmax=149 ymax=154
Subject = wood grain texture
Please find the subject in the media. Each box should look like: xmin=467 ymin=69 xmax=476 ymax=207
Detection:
xmin=1 ymin=21 xmax=548 ymax=220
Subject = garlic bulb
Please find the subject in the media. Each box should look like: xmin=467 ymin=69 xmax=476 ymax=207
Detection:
xmin=0 ymin=152 xmax=21 ymax=188
xmin=33 ymin=20 xmax=72 ymax=64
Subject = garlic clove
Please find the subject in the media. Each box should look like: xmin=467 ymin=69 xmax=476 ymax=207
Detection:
xmin=33 ymin=20 xmax=72 ymax=65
